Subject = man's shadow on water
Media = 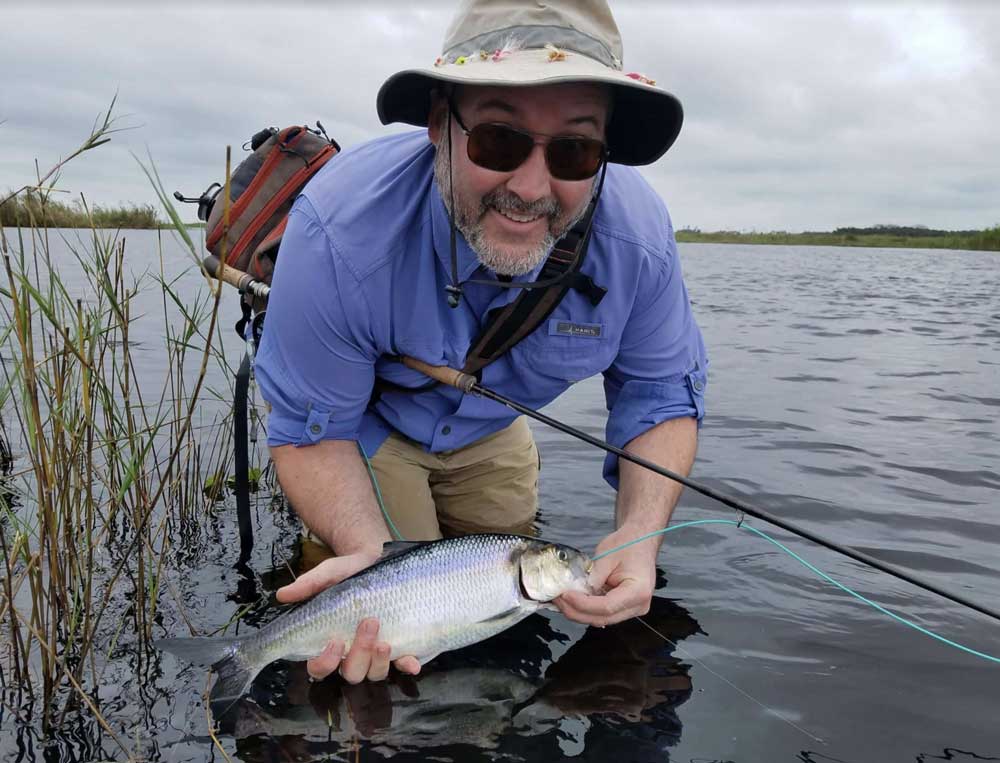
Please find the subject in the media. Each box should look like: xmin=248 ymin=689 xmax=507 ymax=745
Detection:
xmin=220 ymin=568 xmax=703 ymax=763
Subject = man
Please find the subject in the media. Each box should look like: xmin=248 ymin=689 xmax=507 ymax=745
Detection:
xmin=256 ymin=0 xmax=707 ymax=685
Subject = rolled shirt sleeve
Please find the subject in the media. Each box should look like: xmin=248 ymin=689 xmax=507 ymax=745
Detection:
xmin=601 ymin=228 xmax=707 ymax=488
xmin=255 ymin=196 xmax=378 ymax=447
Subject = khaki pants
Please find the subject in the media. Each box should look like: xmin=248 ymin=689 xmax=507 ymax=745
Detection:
xmin=300 ymin=417 xmax=539 ymax=568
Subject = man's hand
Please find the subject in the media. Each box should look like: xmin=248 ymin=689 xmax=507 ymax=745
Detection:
xmin=559 ymin=416 xmax=697 ymax=628
xmin=276 ymin=551 xmax=421 ymax=682
xmin=555 ymin=526 xmax=659 ymax=627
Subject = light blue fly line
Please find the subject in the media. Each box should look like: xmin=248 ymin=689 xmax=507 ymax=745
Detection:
xmin=594 ymin=519 xmax=1000 ymax=665
xmin=355 ymin=452 xmax=996 ymax=666
xmin=357 ymin=441 xmax=405 ymax=541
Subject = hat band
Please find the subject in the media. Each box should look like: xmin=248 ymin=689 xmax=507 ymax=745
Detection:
xmin=443 ymin=25 xmax=622 ymax=70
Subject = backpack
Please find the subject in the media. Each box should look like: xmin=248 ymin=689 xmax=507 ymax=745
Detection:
xmin=181 ymin=123 xmax=605 ymax=367
xmin=177 ymin=123 xmax=339 ymax=289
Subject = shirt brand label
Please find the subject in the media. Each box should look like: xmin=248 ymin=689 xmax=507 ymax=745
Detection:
xmin=550 ymin=320 xmax=604 ymax=339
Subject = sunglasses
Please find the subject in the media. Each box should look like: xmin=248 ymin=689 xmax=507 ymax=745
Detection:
xmin=449 ymin=101 xmax=608 ymax=182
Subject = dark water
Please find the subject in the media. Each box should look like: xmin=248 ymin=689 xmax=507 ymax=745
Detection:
xmin=3 ymin=232 xmax=999 ymax=761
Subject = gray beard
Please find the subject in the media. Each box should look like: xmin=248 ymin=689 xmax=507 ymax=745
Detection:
xmin=433 ymin=138 xmax=592 ymax=276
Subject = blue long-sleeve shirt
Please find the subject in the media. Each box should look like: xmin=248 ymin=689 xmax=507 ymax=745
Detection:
xmin=256 ymin=130 xmax=707 ymax=488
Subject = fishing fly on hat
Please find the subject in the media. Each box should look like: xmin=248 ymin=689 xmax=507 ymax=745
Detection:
xmin=377 ymin=0 xmax=684 ymax=166
xmin=378 ymin=0 xmax=684 ymax=307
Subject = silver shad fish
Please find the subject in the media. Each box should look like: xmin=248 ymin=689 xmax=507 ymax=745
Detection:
xmin=156 ymin=534 xmax=593 ymax=709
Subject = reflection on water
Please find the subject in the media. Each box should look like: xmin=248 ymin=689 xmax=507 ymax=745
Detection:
xmin=223 ymin=596 xmax=699 ymax=761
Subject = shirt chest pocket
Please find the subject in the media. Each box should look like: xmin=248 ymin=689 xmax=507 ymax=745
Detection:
xmin=515 ymin=318 xmax=618 ymax=383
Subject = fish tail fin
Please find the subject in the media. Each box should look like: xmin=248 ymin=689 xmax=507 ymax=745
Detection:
xmin=209 ymin=650 xmax=258 ymax=717
xmin=155 ymin=636 xmax=259 ymax=716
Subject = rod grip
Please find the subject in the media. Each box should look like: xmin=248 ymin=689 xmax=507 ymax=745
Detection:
xmin=202 ymin=254 xmax=253 ymax=292
xmin=401 ymin=356 xmax=477 ymax=393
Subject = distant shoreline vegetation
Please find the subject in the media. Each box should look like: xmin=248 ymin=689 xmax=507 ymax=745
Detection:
xmin=676 ymin=224 xmax=1000 ymax=252
xmin=0 ymin=192 xmax=203 ymax=229
xmin=2 ymin=194 xmax=997 ymax=251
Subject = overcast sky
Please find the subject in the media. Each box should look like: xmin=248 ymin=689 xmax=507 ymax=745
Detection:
xmin=2 ymin=1 xmax=998 ymax=232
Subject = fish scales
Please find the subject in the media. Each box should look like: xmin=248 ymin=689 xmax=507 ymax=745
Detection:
xmin=155 ymin=533 xmax=592 ymax=711
xmin=250 ymin=534 xmax=531 ymax=665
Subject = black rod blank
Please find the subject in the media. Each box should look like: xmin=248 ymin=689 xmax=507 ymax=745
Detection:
xmin=466 ymin=381 xmax=1000 ymax=625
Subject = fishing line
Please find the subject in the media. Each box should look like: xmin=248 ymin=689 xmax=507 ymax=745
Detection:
xmin=203 ymin=263 xmax=998 ymax=626
xmin=597 ymin=519 xmax=1000 ymax=666
xmin=633 ymin=614 xmax=825 ymax=744
xmin=357 ymin=441 xmax=404 ymax=541
xmin=202 ymin=261 xmax=998 ymax=625
xmin=395 ymin=355 xmax=1000 ymax=626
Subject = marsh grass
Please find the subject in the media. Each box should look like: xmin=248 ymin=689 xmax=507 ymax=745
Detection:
xmin=0 ymin=194 xmax=162 ymax=230
xmin=0 ymin=103 xmax=244 ymax=753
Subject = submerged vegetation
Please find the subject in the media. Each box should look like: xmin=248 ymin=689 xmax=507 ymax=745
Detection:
xmin=0 ymin=103 xmax=250 ymax=755
xmin=676 ymin=224 xmax=1000 ymax=252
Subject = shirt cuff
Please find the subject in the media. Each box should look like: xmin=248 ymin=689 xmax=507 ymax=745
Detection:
xmin=602 ymin=368 xmax=707 ymax=489
xmin=259 ymin=361 xmax=364 ymax=447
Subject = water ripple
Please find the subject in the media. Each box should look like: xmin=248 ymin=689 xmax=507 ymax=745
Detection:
xmin=881 ymin=463 xmax=1000 ymax=490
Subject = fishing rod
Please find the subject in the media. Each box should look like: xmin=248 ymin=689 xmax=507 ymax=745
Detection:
xmin=399 ymin=356 xmax=1000 ymax=625
xmin=199 ymin=256 xmax=1000 ymax=625
xmin=202 ymin=255 xmax=271 ymax=300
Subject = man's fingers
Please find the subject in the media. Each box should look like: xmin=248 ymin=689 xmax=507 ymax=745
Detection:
xmin=276 ymin=570 xmax=326 ymax=603
xmin=305 ymin=626 xmax=419 ymax=684
xmin=306 ymin=639 xmax=345 ymax=680
xmin=276 ymin=554 xmax=370 ymax=603
xmin=559 ymin=599 xmax=639 ymax=627
xmin=556 ymin=594 xmax=623 ymax=626
xmin=277 ymin=558 xmax=346 ymax=603
xmin=564 ymin=582 xmax=636 ymax=615
xmin=557 ymin=580 xmax=647 ymax=626
xmin=560 ymin=590 xmax=617 ymax=616
xmin=340 ymin=618 xmax=380 ymax=684
xmin=393 ymin=656 xmax=421 ymax=675
xmin=368 ymin=642 xmax=392 ymax=682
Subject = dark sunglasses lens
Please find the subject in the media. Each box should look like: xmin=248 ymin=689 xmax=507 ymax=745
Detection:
xmin=547 ymin=137 xmax=605 ymax=180
xmin=467 ymin=124 xmax=534 ymax=172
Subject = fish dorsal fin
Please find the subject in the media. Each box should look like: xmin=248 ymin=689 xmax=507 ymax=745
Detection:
xmin=379 ymin=540 xmax=427 ymax=562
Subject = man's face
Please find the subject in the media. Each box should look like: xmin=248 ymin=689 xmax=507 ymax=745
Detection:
xmin=429 ymin=83 xmax=610 ymax=276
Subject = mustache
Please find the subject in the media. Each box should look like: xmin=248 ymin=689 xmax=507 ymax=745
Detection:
xmin=481 ymin=188 xmax=561 ymax=219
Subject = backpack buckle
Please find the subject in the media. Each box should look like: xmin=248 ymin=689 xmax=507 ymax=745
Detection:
xmin=172 ymin=182 xmax=223 ymax=222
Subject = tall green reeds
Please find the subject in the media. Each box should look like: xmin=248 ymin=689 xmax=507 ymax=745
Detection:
xmin=0 ymin=103 xmax=239 ymax=751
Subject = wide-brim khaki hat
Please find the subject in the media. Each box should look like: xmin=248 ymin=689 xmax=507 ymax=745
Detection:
xmin=377 ymin=0 xmax=683 ymax=167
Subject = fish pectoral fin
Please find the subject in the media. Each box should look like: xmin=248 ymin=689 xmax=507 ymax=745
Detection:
xmin=477 ymin=606 xmax=527 ymax=625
